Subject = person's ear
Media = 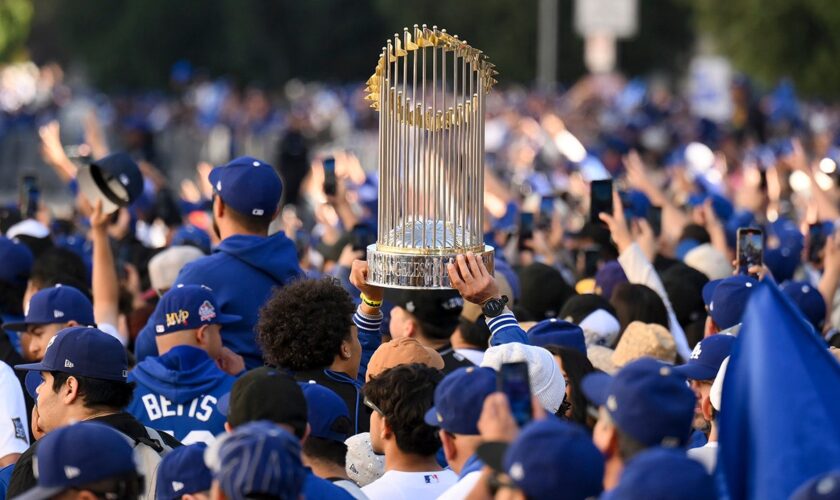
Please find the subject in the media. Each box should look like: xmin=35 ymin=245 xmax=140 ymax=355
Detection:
xmin=339 ymin=338 xmax=352 ymax=360
xmin=439 ymin=431 xmax=457 ymax=462
xmin=65 ymin=320 xmax=80 ymax=328
xmin=381 ymin=416 xmax=393 ymax=441
xmin=75 ymin=491 xmax=99 ymax=500
xmin=606 ymin=427 xmax=619 ymax=457
xmin=405 ymin=317 xmax=418 ymax=338
xmin=196 ymin=325 xmax=209 ymax=346
xmin=213 ymin=195 xmax=225 ymax=219
xmin=301 ymin=423 xmax=311 ymax=446
xmin=700 ymin=394 xmax=713 ymax=422
xmin=64 ymin=376 xmax=81 ymax=405
xmin=224 ymin=421 xmax=233 ymax=433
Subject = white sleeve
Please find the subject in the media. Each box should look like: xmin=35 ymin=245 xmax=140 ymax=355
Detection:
xmin=0 ymin=362 xmax=29 ymax=458
xmin=97 ymin=322 xmax=127 ymax=346
xmin=617 ymin=243 xmax=692 ymax=361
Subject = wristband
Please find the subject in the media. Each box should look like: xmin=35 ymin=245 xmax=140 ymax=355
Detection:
xmin=360 ymin=293 xmax=383 ymax=307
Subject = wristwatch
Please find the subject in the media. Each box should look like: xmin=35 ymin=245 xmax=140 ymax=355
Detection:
xmin=481 ymin=295 xmax=509 ymax=318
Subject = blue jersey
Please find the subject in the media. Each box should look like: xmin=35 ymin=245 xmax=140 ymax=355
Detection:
xmin=127 ymin=346 xmax=235 ymax=445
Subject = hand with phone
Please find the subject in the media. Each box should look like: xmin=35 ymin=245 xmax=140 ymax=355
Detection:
xmin=19 ymin=174 xmax=40 ymax=220
xmin=322 ymin=157 xmax=337 ymax=196
xmin=498 ymin=362 xmax=533 ymax=428
xmin=597 ymin=191 xmax=634 ymax=253
xmin=590 ymin=179 xmax=613 ymax=225
xmin=736 ymin=228 xmax=764 ymax=278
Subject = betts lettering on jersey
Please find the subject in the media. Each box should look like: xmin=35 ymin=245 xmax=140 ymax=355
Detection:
xmin=141 ymin=394 xmax=217 ymax=422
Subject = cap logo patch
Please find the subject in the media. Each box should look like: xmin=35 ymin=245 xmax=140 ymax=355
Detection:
xmin=216 ymin=180 xmax=222 ymax=191
xmin=406 ymin=301 xmax=416 ymax=313
xmin=155 ymin=325 xmax=165 ymax=333
xmin=166 ymin=310 xmax=190 ymax=327
xmin=607 ymin=395 xmax=618 ymax=411
xmin=172 ymin=481 xmax=184 ymax=492
xmin=54 ymin=309 xmax=65 ymax=318
xmin=45 ymin=335 xmax=56 ymax=354
xmin=64 ymin=466 xmax=81 ymax=479
xmin=122 ymin=370 xmax=128 ymax=378
xmin=64 ymin=359 xmax=74 ymax=368
xmin=436 ymin=412 xmax=443 ymax=423
xmin=509 ymin=462 xmax=525 ymax=481
xmin=690 ymin=343 xmax=702 ymax=360
xmin=198 ymin=300 xmax=217 ymax=322
xmin=252 ymin=161 xmax=261 ymax=167
xmin=442 ymin=297 xmax=464 ymax=310
xmin=252 ymin=208 xmax=265 ymax=216
xmin=119 ymin=174 xmax=129 ymax=186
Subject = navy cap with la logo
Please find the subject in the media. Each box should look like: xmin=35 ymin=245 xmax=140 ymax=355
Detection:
xmin=152 ymin=284 xmax=240 ymax=336
xmin=15 ymin=326 xmax=129 ymax=382
xmin=208 ymin=156 xmax=283 ymax=218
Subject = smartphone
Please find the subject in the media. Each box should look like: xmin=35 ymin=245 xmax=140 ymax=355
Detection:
xmin=323 ymin=157 xmax=337 ymax=196
xmin=647 ymin=205 xmax=662 ymax=238
xmin=538 ymin=196 xmax=554 ymax=230
xmin=736 ymin=228 xmax=764 ymax=277
xmin=808 ymin=224 xmax=827 ymax=264
xmin=498 ymin=362 xmax=533 ymax=428
xmin=590 ymin=179 xmax=613 ymax=224
xmin=20 ymin=174 xmax=39 ymax=219
xmin=518 ymin=212 xmax=534 ymax=251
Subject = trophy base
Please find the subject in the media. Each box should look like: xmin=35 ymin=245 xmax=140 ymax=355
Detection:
xmin=366 ymin=244 xmax=495 ymax=289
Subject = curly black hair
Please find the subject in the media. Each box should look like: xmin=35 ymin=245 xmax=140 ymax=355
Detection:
xmin=256 ymin=278 xmax=355 ymax=370
xmin=363 ymin=364 xmax=443 ymax=457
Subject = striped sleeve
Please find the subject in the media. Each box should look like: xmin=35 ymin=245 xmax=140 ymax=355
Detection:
xmin=485 ymin=309 xmax=529 ymax=346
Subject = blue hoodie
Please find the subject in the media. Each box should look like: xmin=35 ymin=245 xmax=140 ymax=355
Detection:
xmin=127 ymin=346 xmax=235 ymax=445
xmin=170 ymin=232 xmax=301 ymax=368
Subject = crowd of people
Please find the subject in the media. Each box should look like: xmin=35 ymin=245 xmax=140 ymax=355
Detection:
xmin=0 ymin=58 xmax=838 ymax=499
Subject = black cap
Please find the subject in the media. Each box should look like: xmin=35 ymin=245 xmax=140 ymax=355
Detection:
xmin=220 ymin=367 xmax=308 ymax=438
xmin=77 ymin=153 xmax=144 ymax=214
xmin=518 ymin=263 xmax=576 ymax=319
xmin=385 ymin=289 xmax=464 ymax=335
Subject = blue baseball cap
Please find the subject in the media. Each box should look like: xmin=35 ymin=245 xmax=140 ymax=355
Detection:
xmin=0 ymin=236 xmax=33 ymax=286
xmin=151 ymin=284 xmax=240 ymax=335
xmin=791 ymin=470 xmax=840 ymax=500
xmin=581 ymin=357 xmax=695 ymax=447
xmin=687 ymin=192 xmax=734 ymax=222
xmin=205 ymin=421 xmax=306 ymax=500
xmin=782 ymin=281 xmax=827 ymax=332
xmin=602 ymin=447 xmax=716 ymax=500
xmin=209 ymin=156 xmax=282 ymax=218
xmin=595 ymin=260 xmax=628 ymax=300
xmin=171 ymin=224 xmax=211 ymax=254
xmin=477 ymin=419 xmax=604 ymax=500
xmin=424 ymin=366 xmax=496 ymax=435
xmin=156 ymin=443 xmax=212 ymax=500
xmin=15 ymin=422 xmax=138 ymax=500
xmin=527 ymin=318 xmax=587 ymax=354
xmin=5 ymin=285 xmax=94 ymax=331
xmin=298 ymin=381 xmax=351 ymax=443
xmin=705 ymin=275 xmax=758 ymax=330
xmin=15 ymin=327 xmax=128 ymax=382
xmin=672 ymin=334 xmax=736 ymax=381
xmin=78 ymin=152 xmax=144 ymax=214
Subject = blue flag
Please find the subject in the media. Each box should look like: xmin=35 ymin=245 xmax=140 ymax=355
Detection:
xmin=718 ymin=282 xmax=840 ymax=499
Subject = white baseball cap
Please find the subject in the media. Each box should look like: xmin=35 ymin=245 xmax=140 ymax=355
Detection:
xmin=148 ymin=246 xmax=205 ymax=291
xmin=344 ymin=432 xmax=384 ymax=487
xmin=709 ymin=356 xmax=730 ymax=412
xmin=481 ymin=342 xmax=566 ymax=414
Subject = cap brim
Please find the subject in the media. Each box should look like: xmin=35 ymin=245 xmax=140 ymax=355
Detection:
xmin=476 ymin=442 xmax=509 ymax=472
xmin=672 ymin=363 xmax=716 ymax=381
xmin=12 ymin=484 xmax=64 ymax=500
xmin=77 ymin=165 xmax=120 ymax=214
xmin=3 ymin=321 xmax=31 ymax=332
xmin=581 ymin=372 xmax=613 ymax=406
xmin=423 ymin=407 xmax=440 ymax=428
xmin=25 ymin=371 xmax=41 ymax=399
xmin=217 ymin=392 xmax=230 ymax=416
xmin=14 ymin=361 xmax=48 ymax=373
xmin=702 ymin=279 xmax=722 ymax=306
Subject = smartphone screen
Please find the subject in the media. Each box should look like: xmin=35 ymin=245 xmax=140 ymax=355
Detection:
xmin=647 ymin=206 xmax=662 ymax=238
xmin=20 ymin=175 xmax=39 ymax=219
xmin=538 ymin=196 xmax=554 ymax=229
xmin=323 ymin=157 xmax=337 ymax=196
xmin=518 ymin=212 xmax=534 ymax=251
xmin=590 ymin=179 xmax=613 ymax=224
xmin=737 ymin=228 xmax=764 ymax=277
xmin=808 ymin=224 xmax=827 ymax=264
xmin=498 ymin=362 xmax=533 ymax=428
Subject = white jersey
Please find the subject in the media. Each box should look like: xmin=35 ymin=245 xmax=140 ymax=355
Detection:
xmin=362 ymin=469 xmax=458 ymax=500
xmin=0 ymin=361 xmax=28 ymax=459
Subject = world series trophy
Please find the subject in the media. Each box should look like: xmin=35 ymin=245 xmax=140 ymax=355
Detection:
xmin=365 ymin=25 xmax=498 ymax=289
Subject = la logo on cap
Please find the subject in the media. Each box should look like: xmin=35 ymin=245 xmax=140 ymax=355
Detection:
xmin=44 ymin=335 xmax=57 ymax=355
xmin=690 ymin=343 xmax=702 ymax=360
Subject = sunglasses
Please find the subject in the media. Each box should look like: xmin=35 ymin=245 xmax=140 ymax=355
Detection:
xmin=364 ymin=397 xmax=384 ymax=415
